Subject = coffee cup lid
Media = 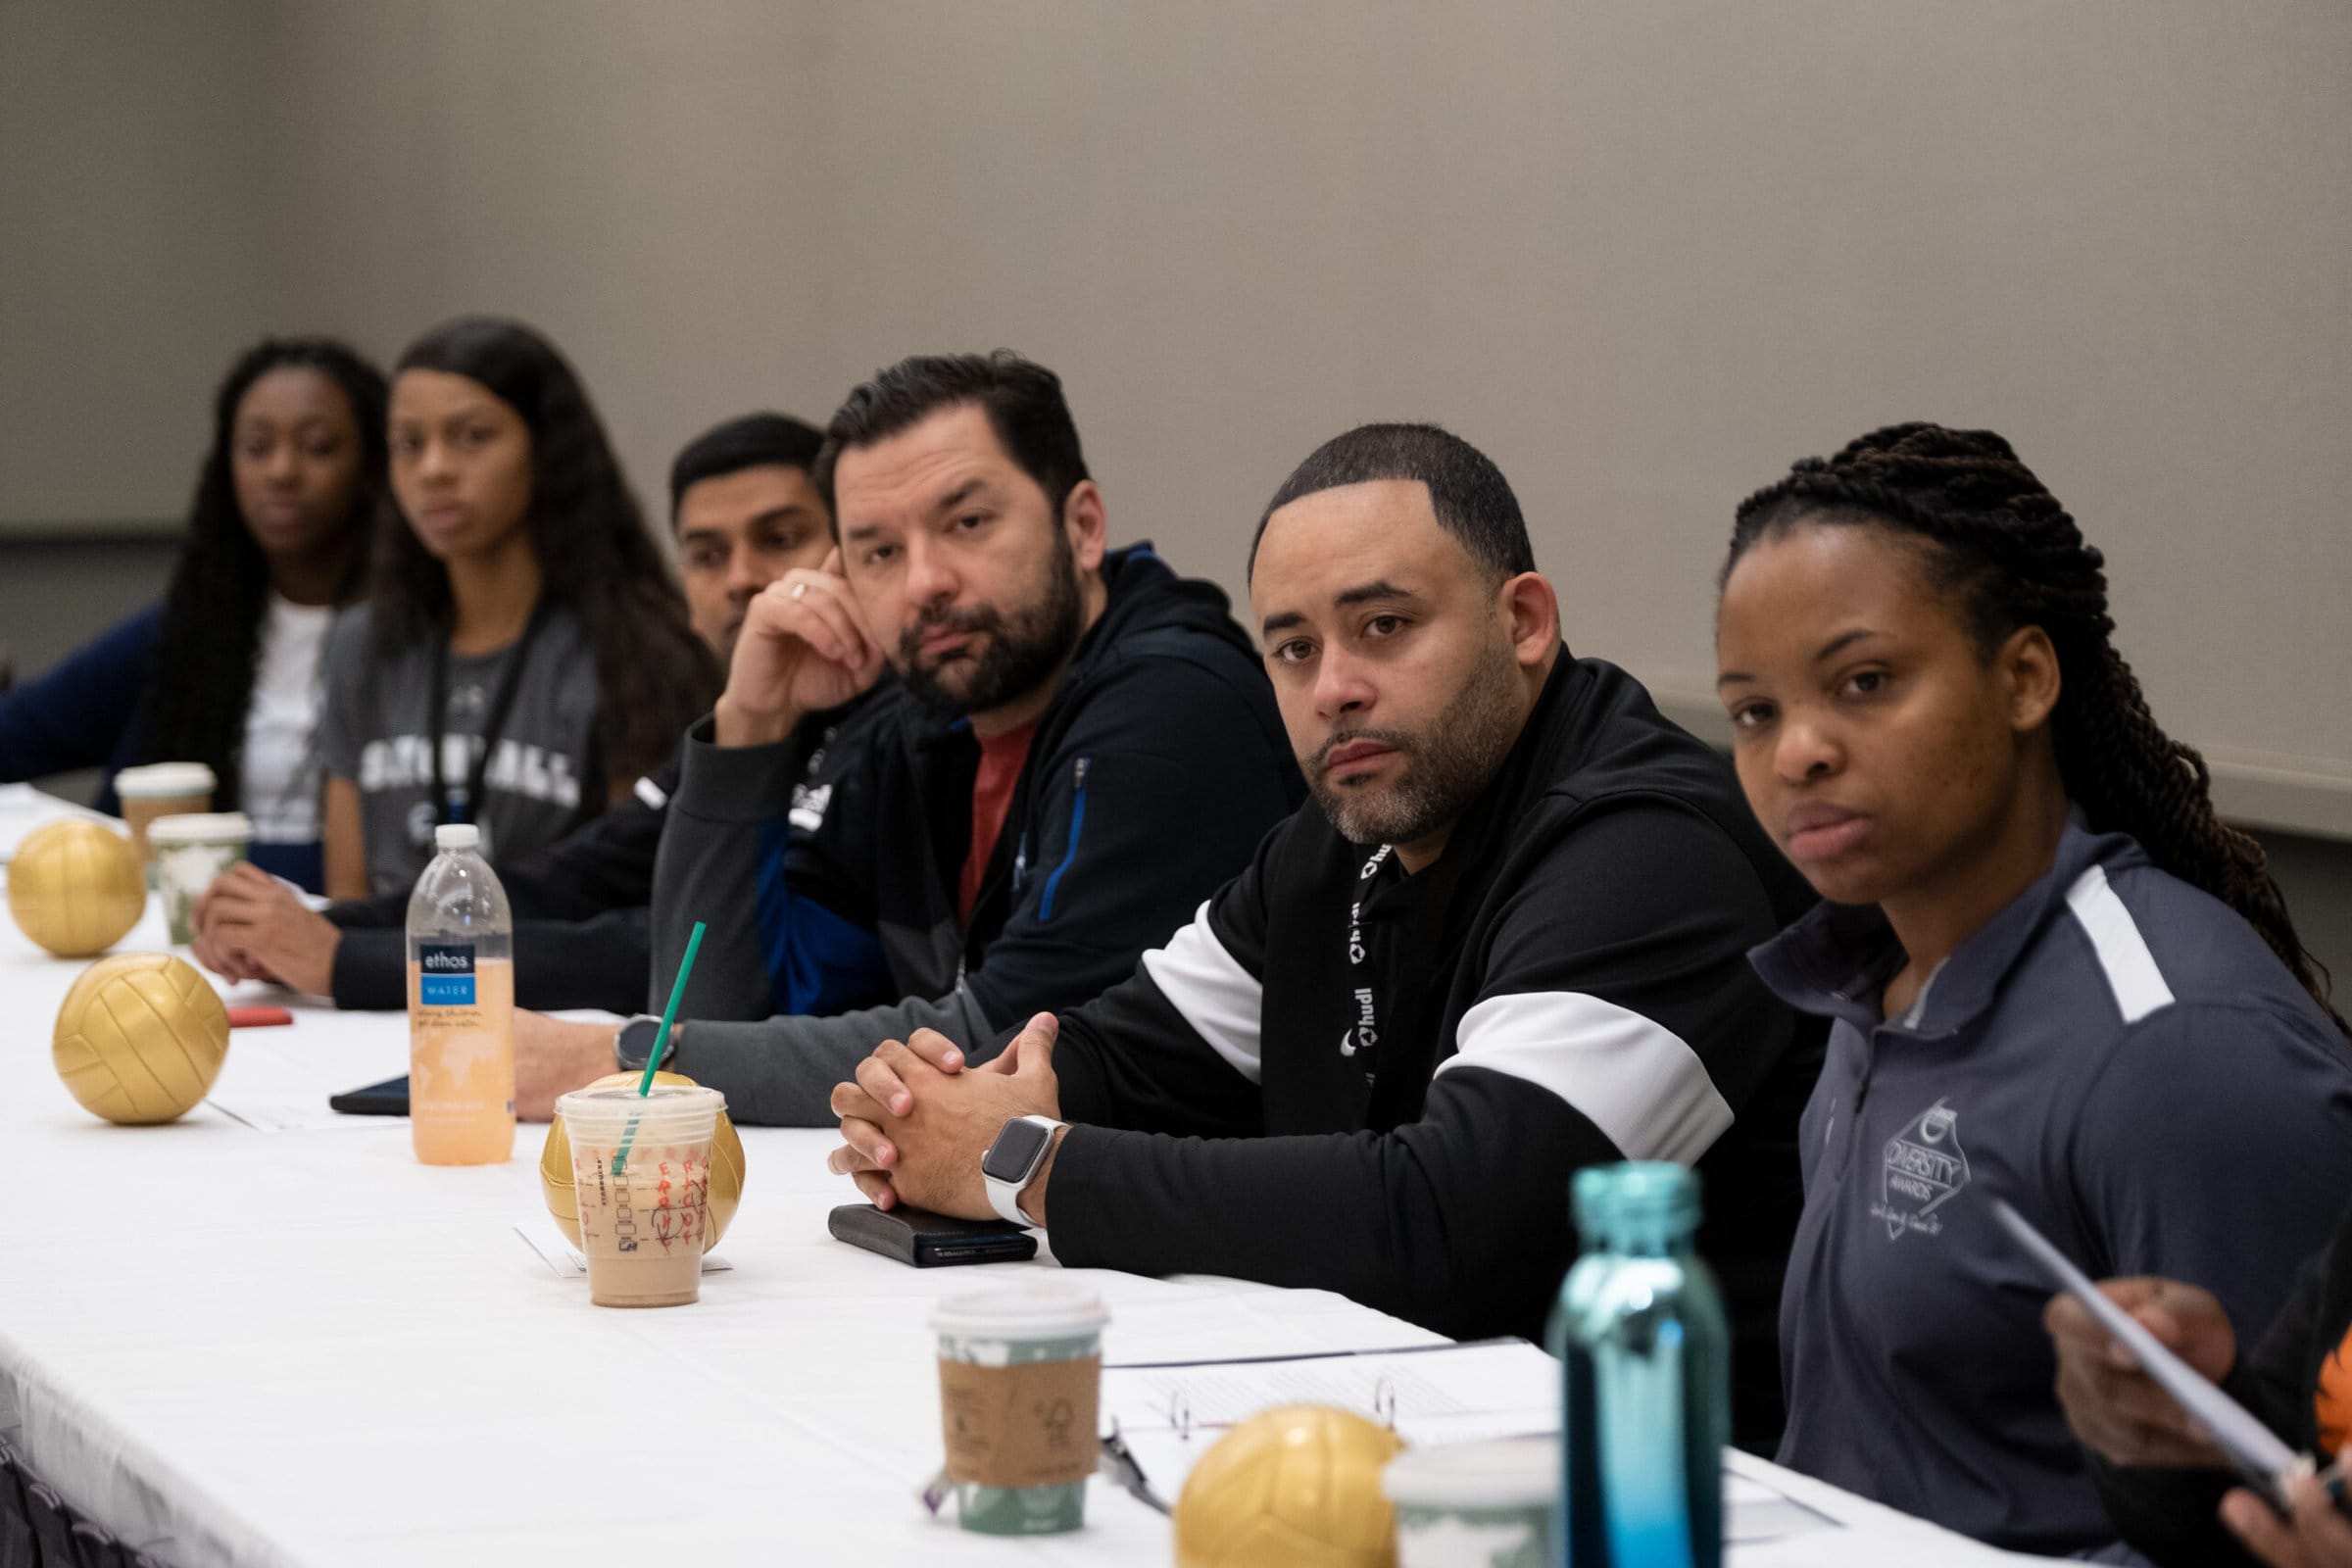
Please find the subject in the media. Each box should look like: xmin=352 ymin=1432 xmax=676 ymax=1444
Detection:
xmin=147 ymin=812 xmax=252 ymax=843
xmin=1383 ymin=1435 xmax=1558 ymax=1509
xmin=115 ymin=762 xmax=218 ymax=798
xmin=553 ymin=1083 xmax=725 ymax=1131
xmin=930 ymin=1280 xmax=1109 ymax=1340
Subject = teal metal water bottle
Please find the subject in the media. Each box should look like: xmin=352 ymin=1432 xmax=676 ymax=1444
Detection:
xmin=1549 ymin=1162 xmax=1727 ymax=1567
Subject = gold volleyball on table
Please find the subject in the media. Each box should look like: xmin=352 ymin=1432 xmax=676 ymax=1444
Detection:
xmin=540 ymin=1070 xmax=746 ymax=1251
xmin=1172 ymin=1404 xmax=1406 ymax=1568
xmin=8 ymin=818 xmax=145 ymax=957
xmin=53 ymin=953 xmax=230 ymax=1124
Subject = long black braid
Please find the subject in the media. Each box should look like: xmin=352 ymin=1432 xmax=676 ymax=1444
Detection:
xmin=1727 ymin=421 xmax=2345 ymax=1037
xmin=143 ymin=338 xmax=388 ymax=808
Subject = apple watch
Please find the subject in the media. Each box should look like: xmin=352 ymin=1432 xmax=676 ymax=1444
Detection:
xmin=612 ymin=1013 xmax=675 ymax=1074
xmin=981 ymin=1114 xmax=1067 ymax=1227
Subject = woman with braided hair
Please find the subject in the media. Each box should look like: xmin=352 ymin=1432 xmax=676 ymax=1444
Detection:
xmin=1714 ymin=422 xmax=2352 ymax=1557
xmin=0 ymin=336 xmax=387 ymax=890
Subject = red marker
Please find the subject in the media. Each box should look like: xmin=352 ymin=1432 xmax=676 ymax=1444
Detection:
xmin=226 ymin=1005 xmax=294 ymax=1029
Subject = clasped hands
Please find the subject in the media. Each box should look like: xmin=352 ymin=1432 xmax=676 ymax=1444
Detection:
xmin=827 ymin=1011 xmax=1064 ymax=1224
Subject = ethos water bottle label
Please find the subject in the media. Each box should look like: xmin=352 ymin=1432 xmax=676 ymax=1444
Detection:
xmin=418 ymin=943 xmax=477 ymax=1005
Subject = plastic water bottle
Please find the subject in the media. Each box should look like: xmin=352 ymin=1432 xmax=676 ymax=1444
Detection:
xmin=406 ymin=822 xmax=514 ymax=1165
xmin=1550 ymin=1162 xmax=1728 ymax=1568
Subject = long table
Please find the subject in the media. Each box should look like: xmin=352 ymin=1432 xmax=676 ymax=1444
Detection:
xmin=0 ymin=802 xmax=2055 ymax=1565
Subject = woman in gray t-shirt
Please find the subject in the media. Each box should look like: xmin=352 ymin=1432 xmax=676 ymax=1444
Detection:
xmin=319 ymin=318 xmax=716 ymax=900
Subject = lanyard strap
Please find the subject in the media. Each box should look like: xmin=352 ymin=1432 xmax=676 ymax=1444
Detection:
xmin=428 ymin=601 xmax=551 ymax=827
xmin=1340 ymin=844 xmax=1398 ymax=1065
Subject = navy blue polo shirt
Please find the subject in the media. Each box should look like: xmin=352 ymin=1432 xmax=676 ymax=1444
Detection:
xmin=1752 ymin=814 xmax=2352 ymax=1556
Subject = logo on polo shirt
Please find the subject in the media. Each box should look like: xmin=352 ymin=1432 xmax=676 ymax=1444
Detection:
xmin=1873 ymin=1097 xmax=1971 ymax=1242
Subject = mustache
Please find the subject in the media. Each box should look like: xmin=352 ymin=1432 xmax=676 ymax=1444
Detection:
xmin=1310 ymin=726 xmax=1416 ymax=774
xmin=898 ymin=603 xmax=1002 ymax=660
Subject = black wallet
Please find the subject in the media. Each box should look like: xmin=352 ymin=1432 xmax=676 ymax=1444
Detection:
xmin=327 ymin=1074 xmax=410 ymax=1116
xmin=828 ymin=1203 xmax=1038 ymax=1267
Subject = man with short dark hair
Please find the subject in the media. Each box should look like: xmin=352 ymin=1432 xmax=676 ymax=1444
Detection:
xmin=828 ymin=422 xmax=1826 ymax=1448
xmin=192 ymin=413 xmax=886 ymax=1015
xmin=669 ymin=413 xmax=831 ymax=661
xmin=512 ymin=353 xmax=1302 ymax=1124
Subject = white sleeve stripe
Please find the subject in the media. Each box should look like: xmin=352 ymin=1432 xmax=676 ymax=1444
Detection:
xmin=1435 ymin=990 xmax=1736 ymax=1163
xmin=2064 ymin=863 xmax=2176 ymax=1024
xmin=1140 ymin=902 xmax=1264 ymax=1085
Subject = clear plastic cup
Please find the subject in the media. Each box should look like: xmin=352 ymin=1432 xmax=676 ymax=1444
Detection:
xmin=552 ymin=1084 xmax=725 ymax=1308
xmin=1384 ymin=1436 xmax=1560 ymax=1568
xmin=930 ymin=1282 xmax=1108 ymax=1534
xmin=150 ymin=812 xmax=250 ymax=945
xmin=115 ymin=762 xmax=218 ymax=879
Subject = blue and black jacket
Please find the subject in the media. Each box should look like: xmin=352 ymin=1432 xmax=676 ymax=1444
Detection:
xmin=0 ymin=604 xmax=161 ymax=812
xmin=652 ymin=543 xmax=1304 ymax=1125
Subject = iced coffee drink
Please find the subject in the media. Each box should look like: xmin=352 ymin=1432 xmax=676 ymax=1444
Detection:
xmin=554 ymin=1084 xmax=724 ymax=1308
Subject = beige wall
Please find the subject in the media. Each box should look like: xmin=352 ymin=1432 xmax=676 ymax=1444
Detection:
xmin=0 ymin=2 xmax=278 ymax=523
xmin=6 ymin=1 xmax=2349 ymax=793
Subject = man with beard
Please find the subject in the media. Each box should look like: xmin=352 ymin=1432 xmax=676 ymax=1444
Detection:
xmin=513 ymin=353 xmax=1300 ymax=1123
xmin=825 ymin=423 xmax=1827 ymax=1448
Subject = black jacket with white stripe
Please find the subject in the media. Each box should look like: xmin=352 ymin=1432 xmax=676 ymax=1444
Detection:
xmin=1042 ymin=651 xmax=1826 ymax=1448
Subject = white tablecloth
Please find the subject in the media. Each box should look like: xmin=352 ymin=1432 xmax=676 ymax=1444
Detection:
xmin=0 ymin=799 xmax=2055 ymax=1566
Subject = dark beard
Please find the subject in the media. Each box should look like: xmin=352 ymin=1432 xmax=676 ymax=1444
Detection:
xmin=897 ymin=533 xmax=1085 ymax=717
xmin=1306 ymin=631 xmax=1524 ymax=849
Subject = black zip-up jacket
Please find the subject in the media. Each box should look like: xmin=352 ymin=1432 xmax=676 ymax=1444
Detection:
xmin=1041 ymin=653 xmax=1827 ymax=1450
xmin=2093 ymin=1193 xmax=2352 ymax=1567
xmin=323 ymin=701 xmax=880 ymax=1014
xmin=657 ymin=543 xmax=1304 ymax=1124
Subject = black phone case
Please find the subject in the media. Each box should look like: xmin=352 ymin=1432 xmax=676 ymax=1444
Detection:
xmin=327 ymin=1075 xmax=411 ymax=1116
xmin=827 ymin=1203 xmax=1038 ymax=1267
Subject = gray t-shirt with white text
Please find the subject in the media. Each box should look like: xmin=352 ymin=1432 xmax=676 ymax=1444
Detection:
xmin=318 ymin=604 xmax=602 ymax=897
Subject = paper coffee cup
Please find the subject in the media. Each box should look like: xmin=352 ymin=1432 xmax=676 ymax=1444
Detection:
xmin=931 ymin=1282 xmax=1108 ymax=1535
xmin=150 ymin=812 xmax=251 ymax=946
xmin=554 ymin=1084 xmax=724 ymax=1308
xmin=1384 ymin=1436 xmax=1560 ymax=1568
xmin=115 ymin=762 xmax=219 ymax=877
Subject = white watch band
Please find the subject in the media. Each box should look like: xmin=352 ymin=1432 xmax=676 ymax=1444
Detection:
xmin=983 ymin=1115 xmax=1066 ymax=1227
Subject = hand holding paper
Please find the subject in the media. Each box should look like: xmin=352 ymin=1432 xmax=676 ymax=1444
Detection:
xmin=2046 ymin=1273 xmax=2239 ymax=1470
xmin=1997 ymin=1199 xmax=2300 ymax=1508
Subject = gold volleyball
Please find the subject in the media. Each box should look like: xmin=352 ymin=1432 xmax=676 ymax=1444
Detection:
xmin=8 ymin=818 xmax=145 ymax=957
xmin=53 ymin=952 xmax=230 ymax=1124
xmin=1172 ymin=1404 xmax=1405 ymax=1568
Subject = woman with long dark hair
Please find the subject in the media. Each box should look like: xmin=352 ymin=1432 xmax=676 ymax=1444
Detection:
xmin=0 ymin=337 xmax=387 ymax=889
xmin=1713 ymin=422 xmax=2352 ymax=1556
xmin=316 ymin=317 xmax=716 ymax=899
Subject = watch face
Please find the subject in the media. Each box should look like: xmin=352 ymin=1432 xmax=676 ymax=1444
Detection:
xmin=982 ymin=1118 xmax=1053 ymax=1183
xmin=617 ymin=1016 xmax=661 ymax=1063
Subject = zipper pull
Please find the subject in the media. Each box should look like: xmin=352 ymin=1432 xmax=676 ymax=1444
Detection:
xmin=1074 ymin=757 xmax=1090 ymax=789
xmin=1012 ymin=833 xmax=1028 ymax=890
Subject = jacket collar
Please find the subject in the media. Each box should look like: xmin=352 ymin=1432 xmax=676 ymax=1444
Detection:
xmin=1748 ymin=808 xmax=2145 ymax=1038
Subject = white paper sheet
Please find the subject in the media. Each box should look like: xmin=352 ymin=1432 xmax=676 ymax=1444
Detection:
xmin=206 ymin=1095 xmax=401 ymax=1134
xmin=0 ymin=782 xmax=116 ymax=863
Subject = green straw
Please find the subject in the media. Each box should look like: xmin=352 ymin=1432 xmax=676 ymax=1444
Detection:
xmin=612 ymin=920 xmax=705 ymax=1176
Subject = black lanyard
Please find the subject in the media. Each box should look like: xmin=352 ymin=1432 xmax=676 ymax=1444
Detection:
xmin=427 ymin=601 xmax=551 ymax=827
xmin=1340 ymin=844 xmax=1399 ymax=1071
